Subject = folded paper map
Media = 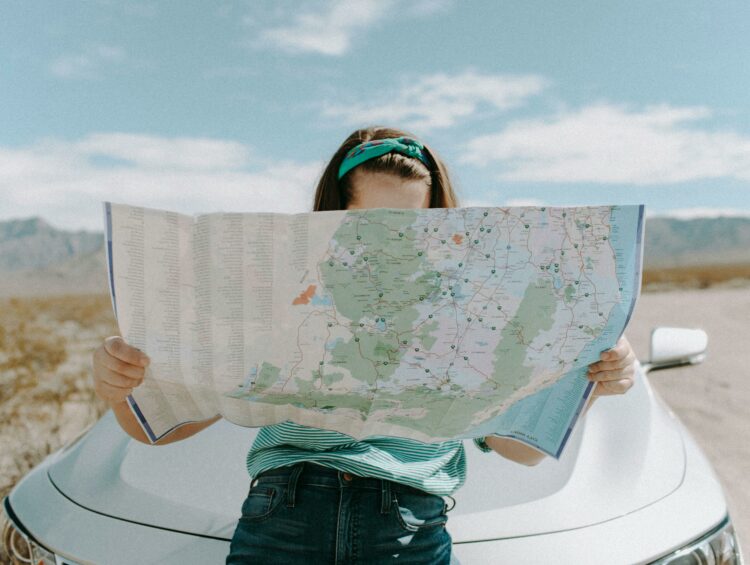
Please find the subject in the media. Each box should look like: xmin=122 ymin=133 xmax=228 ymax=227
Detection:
xmin=104 ymin=202 xmax=644 ymax=458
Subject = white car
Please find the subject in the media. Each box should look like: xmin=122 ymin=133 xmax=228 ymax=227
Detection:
xmin=2 ymin=327 xmax=744 ymax=564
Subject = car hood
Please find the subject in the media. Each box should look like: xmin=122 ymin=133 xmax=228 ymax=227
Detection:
xmin=46 ymin=363 xmax=684 ymax=543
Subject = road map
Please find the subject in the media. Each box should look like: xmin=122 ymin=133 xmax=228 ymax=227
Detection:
xmin=104 ymin=202 xmax=644 ymax=458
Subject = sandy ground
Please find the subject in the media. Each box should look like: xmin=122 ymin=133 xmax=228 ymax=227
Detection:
xmin=625 ymin=285 xmax=750 ymax=551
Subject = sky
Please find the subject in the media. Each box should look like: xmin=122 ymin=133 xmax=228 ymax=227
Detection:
xmin=2 ymin=0 xmax=750 ymax=231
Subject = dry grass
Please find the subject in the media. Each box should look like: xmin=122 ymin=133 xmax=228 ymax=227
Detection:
xmin=0 ymin=294 xmax=116 ymax=564
xmin=643 ymin=263 xmax=750 ymax=291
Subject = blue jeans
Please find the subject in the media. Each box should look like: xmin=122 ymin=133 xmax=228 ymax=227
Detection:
xmin=226 ymin=462 xmax=453 ymax=564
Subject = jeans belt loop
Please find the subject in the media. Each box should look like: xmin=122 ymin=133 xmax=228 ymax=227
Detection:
xmin=380 ymin=479 xmax=392 ymax=515
xmin=286 ymin=462 xmax=305 ymax=508
xmin=444 ymin=494 xmax=456 ymax=513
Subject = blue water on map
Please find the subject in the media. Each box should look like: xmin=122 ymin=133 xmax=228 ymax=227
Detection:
xmin=241 ymin=366 xmax=258 ymax=390
xmin=325 ymin=338 xmax=343 ymax=351
xmin=311 ymin=294 xmax=333 ymax=306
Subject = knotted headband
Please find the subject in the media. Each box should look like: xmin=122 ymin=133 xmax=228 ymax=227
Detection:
xmin=337 ymin=136 xmax=431 ymax=180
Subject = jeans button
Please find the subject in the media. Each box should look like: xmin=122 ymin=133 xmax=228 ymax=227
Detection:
xmin=342 ymin=472 xmax=353 ymax=482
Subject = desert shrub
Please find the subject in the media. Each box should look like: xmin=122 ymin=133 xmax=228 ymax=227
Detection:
xmin=0 ymin=294 xmax=116 ymax=527
xmin=643 ymin=263 xmax=750 ymax=291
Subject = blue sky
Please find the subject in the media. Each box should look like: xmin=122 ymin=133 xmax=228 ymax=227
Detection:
xmin=2 ymin=0 xmax=749 ymax=231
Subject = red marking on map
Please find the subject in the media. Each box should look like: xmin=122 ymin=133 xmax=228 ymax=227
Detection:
xmin=452 ymin=234 xmax=463 ymax=245
xmin=292 ymin=284 xmax=317 ymax=305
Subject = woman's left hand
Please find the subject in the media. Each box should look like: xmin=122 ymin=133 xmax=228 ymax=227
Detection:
xmin=587 ymin=335 xmax=637 ymax=396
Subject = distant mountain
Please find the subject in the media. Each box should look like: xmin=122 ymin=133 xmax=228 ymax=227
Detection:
xmin=0 ymin=215 xmax=748 ymax=297
xmin=0 ymin=218 xmax=106 ymax=297
xmin=644 ymin=216 xmax=750 ymax=268
xmin=0 ymin=217 xmax=103 ymax=272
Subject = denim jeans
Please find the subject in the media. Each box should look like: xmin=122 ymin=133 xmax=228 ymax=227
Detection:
xmin=226 ymin=462 xmax=453 ymax=564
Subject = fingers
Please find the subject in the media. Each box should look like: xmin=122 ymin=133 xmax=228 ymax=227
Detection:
xmin=96 ymin=347 xmax=147 ymax=380
xmin=588 ymin=335 xmax=635 ymax=372
xmin=98 ymin=364 xmax=143 ymax=389
xmin=104 ymin=336 xmax=150 ymax=367
xmin=93 ymin=336 xmax=150 ymax=405
xmin=598 ymin=336 xmax=631 ymax=362
xmin=591 ymin=378 xmax=634 ymax=396
xmin=587 ymin=363 xmax=635 ymax=382
xmin=586 ymin=336 xmax=636 ymax=395
xmin=94 ymin=368 xmax=137 ymax=404
xmin=587 ymin=348 xmax=636 ymax=374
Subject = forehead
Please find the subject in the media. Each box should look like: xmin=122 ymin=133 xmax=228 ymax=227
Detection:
xmin=346 ymin=170 xmax=431 ymax=209
xmin=349 ymin=169 xmax=430 ymax=191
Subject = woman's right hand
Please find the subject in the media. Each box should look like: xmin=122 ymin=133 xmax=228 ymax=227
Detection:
xmin=92 ymin=336 xmax=150 ymax=406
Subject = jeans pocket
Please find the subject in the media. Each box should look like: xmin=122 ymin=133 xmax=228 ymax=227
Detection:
xmin=392 ymin=490 xmax=448 ymax=533
xmin=239 ymin=484 xmax=284 ymax=523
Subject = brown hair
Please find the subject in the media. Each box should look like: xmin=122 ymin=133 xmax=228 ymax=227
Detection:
xmin=312 ymin=126 xmax=461 ymax=211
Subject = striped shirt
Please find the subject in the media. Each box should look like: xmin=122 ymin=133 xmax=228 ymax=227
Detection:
xmin=246 ymin=422 xmax=493 ymax=496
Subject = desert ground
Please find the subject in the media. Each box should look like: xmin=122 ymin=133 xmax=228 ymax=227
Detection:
xmin=0 ymin=284 xmax=748 ymax=561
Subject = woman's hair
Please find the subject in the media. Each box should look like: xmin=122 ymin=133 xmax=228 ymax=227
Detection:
xmin=312 ymin=126 xmax=461 ymax=211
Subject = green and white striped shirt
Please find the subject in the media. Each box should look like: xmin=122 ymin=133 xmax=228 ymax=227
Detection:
xmin=246 ymin=422 xmax=493 ymax=496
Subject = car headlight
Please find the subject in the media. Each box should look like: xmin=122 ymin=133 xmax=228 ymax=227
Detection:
xmin=651 ymin=516 xmax=743 ymax=564
xmin=2 ymin=497 xmax=78 ymax=565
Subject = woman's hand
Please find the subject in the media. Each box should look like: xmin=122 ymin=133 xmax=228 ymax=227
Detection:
xmin=92 ymin=336 xmax=220 ymax=444
xmin=486 ymin=335 xmax=637 ymax=464
xmin=92 ymin=336 xmax=150 ymax=406
xmin=587 ymin=335 xmax=637 ymax=397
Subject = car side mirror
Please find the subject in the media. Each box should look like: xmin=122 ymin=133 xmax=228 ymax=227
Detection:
xmin=643 ymin=327 xmax=708 ymax=374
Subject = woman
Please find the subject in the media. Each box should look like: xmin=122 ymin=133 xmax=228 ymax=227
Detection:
xmin=92 ymin=126 xmax=637 ymax=564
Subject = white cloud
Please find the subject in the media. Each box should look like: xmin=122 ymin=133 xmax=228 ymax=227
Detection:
xmin=50 ymin=44 xmax=126 ymax=79
xmin=71 ymin=133 xmax=255 ymax=171
xmin=459 ymin=102 xmax=750 ymax=184
xmin=0 ymin=134 xmax=324 ymax=231
xmin=653 ymin=207 xmax=750 ymax=219
xmin=321 ymin=69 xmax=547 ymax=131
xmin=252 ymin=0 xmax=395 ymax=56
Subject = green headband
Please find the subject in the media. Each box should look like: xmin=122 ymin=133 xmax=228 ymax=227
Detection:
xmin=337 ymin=136 xmax=431 ymax=180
